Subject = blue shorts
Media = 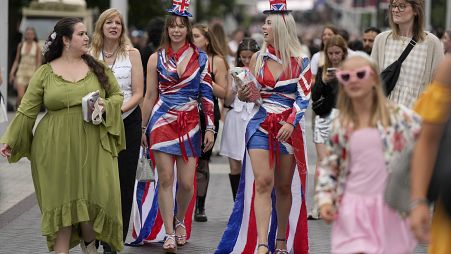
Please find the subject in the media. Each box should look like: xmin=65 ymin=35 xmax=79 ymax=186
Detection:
xmin=247 ymin=129 xmax=292 ymax=154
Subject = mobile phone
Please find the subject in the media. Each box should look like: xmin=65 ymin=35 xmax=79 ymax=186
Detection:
xmin=327 ymin=67 xmax=336 ymax=74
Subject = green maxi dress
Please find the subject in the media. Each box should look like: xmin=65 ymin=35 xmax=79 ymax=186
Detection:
xmin=0 ymin=63 xmax=126 ymax=251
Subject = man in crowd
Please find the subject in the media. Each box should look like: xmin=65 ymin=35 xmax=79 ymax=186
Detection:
xmin=362 ymin=27 xmax=381 ymax=55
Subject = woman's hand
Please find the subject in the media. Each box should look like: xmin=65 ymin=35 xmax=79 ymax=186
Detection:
xmin=0 ymin=144 xmax=12 ymax=158
xmin=97 ymin=98 xmax=105 ymax=113
xmin=409 ymin=203 xmax=431 ymax=243
xmin=277 ymin=123 xmax=294 ymax=142
xmin=237 ymin=83 xmax=250 ymax=102
xmin=319 ymin=203 xmax=336 ymax=224
xmin=141 ymin=132 xmax=148 ymax=148
xmin=203 ymin=130 xmax=215 ymax=153
xmin=325 ymin=72 xmax=336 ymax=82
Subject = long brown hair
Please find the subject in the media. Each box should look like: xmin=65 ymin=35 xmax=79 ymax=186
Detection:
xmin=322 ymin=35 xmax=348 ymax=81
xmin=193 ymin=23 xmax=229 ymax=70
xmin=43 ymin=18 xmax=110 ymax=91
xmin=336 ymin=55 xmax=391 ymax=128
xmin=320 ymin=24 xmax=338 ymax=50
xmin=91 ymin=8 xmax=132 ymax=59
xmin=159 ymin=15 xmax=194 ymax=50
xmin=388 ymin=0 xmax=425 ymax=41
xmin=210 ymin=22 xmax=229 ymax=59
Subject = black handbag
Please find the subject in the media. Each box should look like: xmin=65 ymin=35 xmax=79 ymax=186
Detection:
xmin=380 ymin=39 xmax=416 ymax=96
xmin=427 ymin=111 xmax=451 ymax=215
xmin=312 ymin=95 xmax=333 ymax=117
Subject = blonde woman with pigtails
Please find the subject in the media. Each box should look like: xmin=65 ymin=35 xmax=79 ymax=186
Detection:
xmin=216 ymin=1 xmax=312 ymax=253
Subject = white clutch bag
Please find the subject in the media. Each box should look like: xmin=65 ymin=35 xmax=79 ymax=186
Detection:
xmin=82 ymin=90 xmax=102 ymax=125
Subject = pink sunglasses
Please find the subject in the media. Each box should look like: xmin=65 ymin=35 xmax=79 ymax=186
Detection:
xmin=336 ymin=66 xmax=373 ymax=85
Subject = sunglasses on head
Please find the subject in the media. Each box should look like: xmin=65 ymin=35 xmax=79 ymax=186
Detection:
xmin=336 ymin=66 xmax=373 ymax=85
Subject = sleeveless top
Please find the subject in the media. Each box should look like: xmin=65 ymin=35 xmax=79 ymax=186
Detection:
xmin=100 ymin=51 xmax=136 ymax=119
xmin=16 ymin=41 xmax=38 ymax=78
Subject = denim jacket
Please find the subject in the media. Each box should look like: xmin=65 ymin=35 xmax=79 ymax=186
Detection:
xmin=315 ymin=103 xmax=422 ymax=209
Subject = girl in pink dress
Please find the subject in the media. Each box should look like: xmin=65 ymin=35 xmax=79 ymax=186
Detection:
xmin=315 ymin=55 xmax=421 ymax=254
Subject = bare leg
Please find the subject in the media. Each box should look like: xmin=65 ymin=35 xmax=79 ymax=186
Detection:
xmin=274 ymin=154 xmax=295 ymax=250
xmin=249 ymin=149 xmax=274 ymax=254
xmin=16 ymin=85 xmax=26 ymax=108
xmin=310 ymin=143 xmax=327 ymax=219
xmin=174 ymin=155 xmax=197 ymax=240
xmin=153 ymin=151 xmax=176 ymax=234
xmin=54 ymin=226 xmax=72 ymax=254
xmin=80 ymin=222 xmax=96 ymax=242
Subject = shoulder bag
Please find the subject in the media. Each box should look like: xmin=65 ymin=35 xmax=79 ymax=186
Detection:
xmin=381 ymin=38 xmax=416 ymax=96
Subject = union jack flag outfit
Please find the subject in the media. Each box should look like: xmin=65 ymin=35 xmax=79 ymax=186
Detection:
xmin=215 ymin=44 xmax=312 ymax=254
xmin=129 ymin=41 xmax=214 ymax=245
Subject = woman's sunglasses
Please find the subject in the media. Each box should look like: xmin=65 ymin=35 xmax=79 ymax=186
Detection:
xmin=336 ymin=66 xmax=373 ymax=85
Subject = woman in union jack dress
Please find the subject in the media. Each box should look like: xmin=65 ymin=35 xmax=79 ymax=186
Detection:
xmin=216 ymin=1 xmax=312 ymax=254
xmin=137 ymin=0 xmax=215 ymax=252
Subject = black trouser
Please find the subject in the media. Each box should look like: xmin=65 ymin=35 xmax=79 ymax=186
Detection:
xmin=118 ymin=106 xmax=142 ymax=241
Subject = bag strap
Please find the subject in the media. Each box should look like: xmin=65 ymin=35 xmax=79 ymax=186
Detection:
xmin=397 ymin=39 xmax=416 ymax=63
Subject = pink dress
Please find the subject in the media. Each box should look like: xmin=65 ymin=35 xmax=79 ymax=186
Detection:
xmin=331 ymin=128 xmax=416 ymax=254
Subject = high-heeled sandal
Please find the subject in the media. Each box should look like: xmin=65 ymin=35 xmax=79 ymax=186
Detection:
xmin=163 ymin=233 xmax=177 ymax=253
xmin=174 ymin=216 xmax=187 ymax=246
xmin=274 ymin=238 xmax=288 ymax=254
xmin=257 ymin=243 xmax=271 ymax=254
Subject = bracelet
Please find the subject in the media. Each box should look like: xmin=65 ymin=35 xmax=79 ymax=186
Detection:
xmin=409 ymin=198 xmax=429 ymax=210
xmin=205 ymin=126 xmax=217 ymax=134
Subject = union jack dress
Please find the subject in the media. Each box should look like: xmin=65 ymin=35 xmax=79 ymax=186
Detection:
xmin=129 ymin=43 xmax=214 ymax=245
xmin=216 ymin=46 xmax=312 ymax=254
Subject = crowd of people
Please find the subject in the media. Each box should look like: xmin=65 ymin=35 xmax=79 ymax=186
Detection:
xmin=1 ymin=0 xmax=450 ymax=253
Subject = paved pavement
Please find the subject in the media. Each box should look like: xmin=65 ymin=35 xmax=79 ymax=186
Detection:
xmin=0 ymin=110 xmax=427 ymax=253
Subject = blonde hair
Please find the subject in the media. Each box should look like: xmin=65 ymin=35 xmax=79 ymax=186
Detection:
xmin=336 ymin=55 xmax=391 ymax=128
xmin=91 ymin=8 xmax=132 ymax=59
xmin=255 ymin=14 xmax=304 ymax=77
xmin=322 ymin=35 xmax=348 ymax=81
xmin=388 ymin=0 xmax=426 ymax=42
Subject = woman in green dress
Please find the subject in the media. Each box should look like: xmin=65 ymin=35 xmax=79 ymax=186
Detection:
xmin=0 ymin=18 xmax=125 ymax=254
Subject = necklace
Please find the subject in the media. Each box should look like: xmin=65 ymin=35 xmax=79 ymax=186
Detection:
xmin=109 ymin=55 xmax=117 ymax=74
xmin=102 ymin=47 xmax=117 ymax=58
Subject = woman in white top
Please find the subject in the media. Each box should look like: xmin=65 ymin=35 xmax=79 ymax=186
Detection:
xmin=371 ymin=0 xmax=443 ymax=108
xmin=91 ymin=8 xmax=144 ymax=253
xmin=221 ymin=38 xmax=260 ymax=201
xmin=310 ymin=25 xmax=338 ymax=79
